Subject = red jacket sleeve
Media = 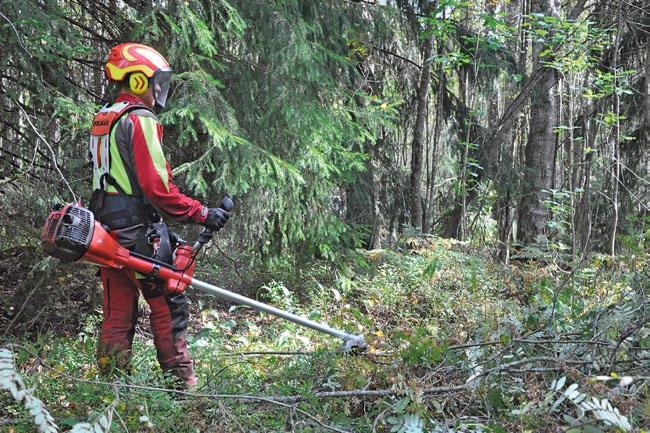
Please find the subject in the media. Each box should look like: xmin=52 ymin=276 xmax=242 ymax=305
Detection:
xmin=130 ymin=113 xmax=207 ymax=223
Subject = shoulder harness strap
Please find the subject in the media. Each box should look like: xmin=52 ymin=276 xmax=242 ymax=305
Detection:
xmin=91 ymin=102 xmax=154 ymax=195
xmin=91 ymin=102 xmax=151 ymax=136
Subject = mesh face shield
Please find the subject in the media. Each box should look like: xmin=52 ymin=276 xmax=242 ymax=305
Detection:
xmin=152 ymin=69 xmax=172 ymax=109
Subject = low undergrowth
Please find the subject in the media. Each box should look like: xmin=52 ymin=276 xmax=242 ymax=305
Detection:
xmin=1 ymin=237 xmax=648 ymax=432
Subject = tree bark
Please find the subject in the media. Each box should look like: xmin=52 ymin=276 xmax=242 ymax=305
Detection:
xmin=495 ymin=0 xmax=527 ymax=261
xmin=424 ymin=67 xmax=445 ymax=233
xmin=577 ymin=120 xmax=595 ymax=258
xmin=517 ymin=0 xmax=560 ymax=245
xmin=495 ymin=114 xmax=516 ymax=260
xmin=641 ymin=33 xmax=650 ymax=150
xmin=409 ymin=21 xmax=435 ymax=231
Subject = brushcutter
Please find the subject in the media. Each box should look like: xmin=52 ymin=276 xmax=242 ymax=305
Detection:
xmin=41 ymin=199 xmax=366 ymax=352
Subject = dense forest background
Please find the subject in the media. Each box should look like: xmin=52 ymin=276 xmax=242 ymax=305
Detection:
xmin=1 ymin=0 xmax=647 ymax=260
xmin=0 ymin=0 xmax=648 ymax=432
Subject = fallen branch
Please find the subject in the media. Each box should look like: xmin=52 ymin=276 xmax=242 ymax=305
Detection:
xmin=449 ymin=338 xmax=615 ymax=350
xmin=0 ymin=418 xmax=23 ymax=425
xmin=221 ymin=350 xmax=314 ymax=357
xmin=8 ymin=344 xmax=644 ymax=412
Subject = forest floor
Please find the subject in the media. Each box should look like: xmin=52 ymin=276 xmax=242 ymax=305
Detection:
xmin=0 ymin=237 xmax=648 ymax=433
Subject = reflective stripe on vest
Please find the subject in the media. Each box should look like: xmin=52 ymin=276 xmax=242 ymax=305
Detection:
xmin=138 ymin=116 xmax=170 ymax=193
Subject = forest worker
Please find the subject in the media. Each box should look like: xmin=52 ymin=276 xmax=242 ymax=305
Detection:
xmin=87 ymin=43 xmax=229 ymax=388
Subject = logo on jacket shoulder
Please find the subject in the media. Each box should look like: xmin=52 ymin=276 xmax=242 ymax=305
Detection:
xmin=91 ymin=102 xmax=151 ymax=136
xmin=91 ymin=111 xmax=120 ymax=136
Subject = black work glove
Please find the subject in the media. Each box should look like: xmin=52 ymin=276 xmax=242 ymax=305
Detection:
xmin=203 ymin=207 xmax=230 ymax=231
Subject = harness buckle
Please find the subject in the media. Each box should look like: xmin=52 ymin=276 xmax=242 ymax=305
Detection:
xmin=150 ymin=264 xmax=160 ymax=280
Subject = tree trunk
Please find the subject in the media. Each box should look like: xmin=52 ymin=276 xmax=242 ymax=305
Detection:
xmin=409 ymin=26 xmax=435 ymax=231
xmin=577 ymin=133 xmax=594 ymax=257
xmin=495 ymin=116 xmax=516 ymax=260
xmin=641 ymin=34 xmax=650 ymax=151
xmin=493 ymin=0 xmax=521 ymax=261
xmin=517 ymin=0 xmax=560 ymax=245
xmin=424 ymin=68 xmax=445 ymax=233
xmin=368 ymin=133 xmax=390 ymax=249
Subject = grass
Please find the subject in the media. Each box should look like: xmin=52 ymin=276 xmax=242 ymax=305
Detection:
xmin=1 ymin=237 xmax=647 ymax=432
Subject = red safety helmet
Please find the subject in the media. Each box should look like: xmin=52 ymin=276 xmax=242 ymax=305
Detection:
xmin=105 ymin=43 xmax=173 ymax=108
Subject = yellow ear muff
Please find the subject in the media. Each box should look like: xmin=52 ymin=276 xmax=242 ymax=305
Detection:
xmin=129 ymin=72 xmax=149 ymax=95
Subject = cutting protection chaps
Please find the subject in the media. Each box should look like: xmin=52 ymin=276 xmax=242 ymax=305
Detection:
xmin=97 ymin=266 xmax=197 ymax=386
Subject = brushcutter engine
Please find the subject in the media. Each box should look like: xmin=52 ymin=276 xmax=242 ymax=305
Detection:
xmin=42 ymin=203 xmax=132 ymax=269
xmin=42 ymin=204 xmax=96 ymax=262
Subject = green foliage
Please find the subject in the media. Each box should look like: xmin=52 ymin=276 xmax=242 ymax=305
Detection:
xmin=543 ymin=189 xmax=574 ymax=241
xmin=525 ymin=13 xmax=610 ymax=73
xmin=1 ymin=0 xmax=645 ymax=260
xmin=399 ymin=327 xmax=446 ymax=367
xmin=387 ymin=413 xmax=426 ymax=433
xmin=261 ymin=280 xmax=297 ymax=311
xmin=0 ymin=0 xmax=395 ymax=264
xmin=2 ymin=239 xmax=647 ymax=431
xmin=1 ymin=0 xmax=648 ymax=432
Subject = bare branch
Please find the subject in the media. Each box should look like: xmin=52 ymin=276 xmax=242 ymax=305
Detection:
xmin=16 ymin=104 xmax=78 ymax=202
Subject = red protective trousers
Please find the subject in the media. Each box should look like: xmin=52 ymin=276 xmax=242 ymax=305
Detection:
xmin=97 ymin=266 xmax=197 ymax=386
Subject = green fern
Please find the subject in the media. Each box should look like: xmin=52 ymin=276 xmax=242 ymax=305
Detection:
xmin=549 ymin=376 xmax=633 ymax=432
xmin=1 ymin=348 xmax=58 ymax=433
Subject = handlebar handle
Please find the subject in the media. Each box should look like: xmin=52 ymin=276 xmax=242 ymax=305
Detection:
xmin=193 ymin=196 xmax=233 ymax=251
xmin=221 ymin=196 xmax=234 ymax=212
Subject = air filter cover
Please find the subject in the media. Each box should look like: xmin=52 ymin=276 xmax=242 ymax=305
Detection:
xmin=42 ymin=204 xmax=95 ymax=262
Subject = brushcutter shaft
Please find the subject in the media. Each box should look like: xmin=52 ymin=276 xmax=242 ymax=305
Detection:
xmin=190 ymin=278 xmax=366 ymax=349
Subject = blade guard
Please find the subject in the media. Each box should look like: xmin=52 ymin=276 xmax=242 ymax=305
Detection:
xmin=340 ymin=335 xmax=367 ymax=353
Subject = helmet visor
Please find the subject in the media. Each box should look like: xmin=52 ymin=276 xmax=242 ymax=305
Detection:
xmin=152 ymin=69 xmax=172 ymax=109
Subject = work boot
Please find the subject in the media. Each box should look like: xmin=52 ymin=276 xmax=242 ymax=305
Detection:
xmin=163 ymin=365 xmax=198 ymax=391
xmin=176 ymin=371 xmax=199 ymax=391
xmin=96 ymin=342 xmax=133 ymax=378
